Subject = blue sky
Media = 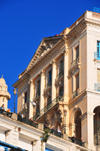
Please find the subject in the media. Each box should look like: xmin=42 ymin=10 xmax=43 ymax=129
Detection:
xmin=0 ymin=0 xmax=100 ymax=112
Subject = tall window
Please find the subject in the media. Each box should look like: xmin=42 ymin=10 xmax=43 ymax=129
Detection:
xmin=59 ymin=86 xmax=64 ymax=96
xmin=60 ymin=60 xmax=64 ymax=71
xmin=76 ymin=74 xmax=79 ymax=90
xmin=48 ymin=70 xmax=52 ymax=83
xmin=97 ymin=41 xmax=100 ymax=60
xmin=37 ymin=80 xmax=40 ymax=93
xmin=76 ymin=45 xmax=79 ymax=59
xmin=25 ymin=92 xmax=27 ymax=103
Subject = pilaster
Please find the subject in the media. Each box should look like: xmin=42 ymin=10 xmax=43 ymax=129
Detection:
xmin=29 ymin=80 xmax=34 ymax=118
xmin=51 ymin=60 xmax=56 ymax=101
xmin=80 ymin=112 xmax=95 ymax=150
xmin=40 ymin=70 xmax=45 ymax=110
xmin=63 ymin=48 xmax=68 ymax=103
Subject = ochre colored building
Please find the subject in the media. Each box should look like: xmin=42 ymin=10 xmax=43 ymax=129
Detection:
xmin=13 ymin=9 xmax=100 ymax=150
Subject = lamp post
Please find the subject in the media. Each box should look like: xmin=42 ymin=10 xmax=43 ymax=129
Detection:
xmin=13 ymin=88 xmax=17 ymax=113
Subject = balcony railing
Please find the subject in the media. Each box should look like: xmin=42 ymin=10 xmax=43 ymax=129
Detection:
xmin=68 ymin=137 xmax=85 ymax=147
xmin=45 ymin=81 xmax=51 ymax=90
xmin=70 ymin=57 xmax=79 ymax=70
xmin=94 ymin=83 xmax=100 ymax=91
xmin=72 ymin=88 xmax=80 ymax=99
xmin=33 ymin=96 xmax=63 ymax=121
xmin=56 ymin=70 xmax=64 ymax=81
xmin=33 ymin=91 xmax=40 ymax=100
xmin=94 ymin=52 xmax=100 ymax=60
xmin=0 ymin=109 xmax=12 ymax=118
xmin=18 ymin=114 xmax=38 ymax=128
xmin=20 ymin=103 xmax=27 ymax=114
xmin=44 ymin=125 xmax=63 ymax=138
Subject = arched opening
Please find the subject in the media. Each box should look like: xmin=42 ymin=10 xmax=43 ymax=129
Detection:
xmin=94 ymin=106 xmax=100 ymax=145
xmin=74 ymin=110 xmax=81 ymax=140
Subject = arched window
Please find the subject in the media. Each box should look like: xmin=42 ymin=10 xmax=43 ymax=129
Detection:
xmin=94 ymin=106 xmax=100 ymax=145
xmin=74 ymin=110 xmax=81 ymax=140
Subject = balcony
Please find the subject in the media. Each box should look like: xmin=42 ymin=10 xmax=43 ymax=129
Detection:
xmin=19 ymin=103 xmax=27 ymax=114
xmin=70 ymin=57 xmax=79 ymax=71
xmin=44 ymin=125 xmax=63 ymax=138
xmin=72 ymin=88 xmax=80 ymax=99
xmin=33 ymin=91 xmax=40 ymax=101
xmin=44 ymin=81 xmax=51 ymax=92
xmin=94 ymin=83 xmax=100 ymax=91
xmin=18 ymin=114 xmax=38 ymax=128
xmin=56 ymin=70 xmax=64 ymax=82
xmin=94 ymin=52 xmax=100 ymax=60
xmin=0 ymin=109 xmax=12 ymax=118
xmin=33 ymin=96 xmax=63 ymax=121
xmin=68 ymin=137 xmax=85 ymax=147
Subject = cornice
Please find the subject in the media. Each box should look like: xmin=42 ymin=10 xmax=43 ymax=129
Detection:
xmin=13 ymin=73 xmax=29 ymax=88
xmin=26 ymin=37 xmax=65 ymax=73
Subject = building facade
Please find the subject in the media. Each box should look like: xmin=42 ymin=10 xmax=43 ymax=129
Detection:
xmin=13 ymin=9 xmax=100 ymax=151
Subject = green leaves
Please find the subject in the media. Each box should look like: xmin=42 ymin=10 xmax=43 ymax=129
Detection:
xmin=41 ymin=129 xmax=50 ymax=143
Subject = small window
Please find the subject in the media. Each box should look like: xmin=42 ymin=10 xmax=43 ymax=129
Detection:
xmin=76 ymin=74 xmax=79 ymax=90
xmin=60 ymin=60 xmax=64 ymax=71
xmin=25 ymin=92 xmax=27 ymax=103
xmin=97 ymin=41 xmax=100 ymax=60
xmin=76 ymin=46 xmax=79 ymax=59
xmin=37 ymin=80 xmax=40 ymax=93
xmin=48 ymin=70 xmax=52 ymax=83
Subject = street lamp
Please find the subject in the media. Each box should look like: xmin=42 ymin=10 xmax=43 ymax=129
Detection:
xmin=13 ymin=88 xmax=17 ymax=113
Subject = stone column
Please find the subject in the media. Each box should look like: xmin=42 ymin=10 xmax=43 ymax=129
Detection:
xmin=80 ymin=112 xmax=95 ymax=150
xmin=63 ymin=47 xmax=68 ymax=103
xmin=51 ymin=60 xmax=56 ymax=101
xmin=40 ymin=71 xmax=45 ymax=110
xmin=71 ymin=124 xmax=76 ymax=136
xmin=29 ymin=80 xmax=34 ymax=118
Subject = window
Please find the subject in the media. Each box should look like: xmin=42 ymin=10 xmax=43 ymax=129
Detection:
xmin=48 ymin=70 xmax=52 ymax=83
xmin=97 ymin=41 xmax=100 ymax=60
xmin=37 ymin=80 xmax=40 ymax=93
xmin=24 ymin=92 xmax=27 ymax=103
xmin=76 ymin=45 xmax=79 ymax=59
xmin=59 ymin=86 xmax=64 ymax=96
xmin=76 ymin=74 xmax=79 ymax=90
xmin=60 ymin=60 xmax=64 ymax=71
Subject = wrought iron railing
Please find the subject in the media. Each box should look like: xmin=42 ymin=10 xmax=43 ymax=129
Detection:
xmin=20 ymin=103 xmax=27 ymax=113
xmin=33 ymin=91 xmax=40 ymax=100
xmin=33 ymin=96 xmax=63 ymax=120
xmin=72 ymin=89 xmax=80 ymax=99
xmin=45 ymin=81 xmax=51 ymax=90
xmin=56 ymin=70 xmax=64 ymax=81
xmin=0 ymin=109 xmax=12 ymax=118
xmin=44 ymin=125 xmax=63 ymax=138
xmin=68 ymin=137 xmax=85 ymax=147
xmin=18 ymin=114 xmax=38 ymax=128
xmin=94 ymin=83 xmax=100 ymax=91
xmin=70 ymin=57 xmax=79 ymax=69
xmin=94 ymin=52 xmax=100 ymax=60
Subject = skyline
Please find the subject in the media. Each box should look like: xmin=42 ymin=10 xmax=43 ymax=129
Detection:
xmin=0 ymin=0 xmax=100 ymax=112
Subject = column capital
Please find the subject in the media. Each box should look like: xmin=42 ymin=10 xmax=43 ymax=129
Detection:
xmin=28 ymin=79 xmax=34 ymax=85
xmin=50 ymin=59 xmax=56 ymax=65
xmin=39 ymin=70 xmax=45 ymax=75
